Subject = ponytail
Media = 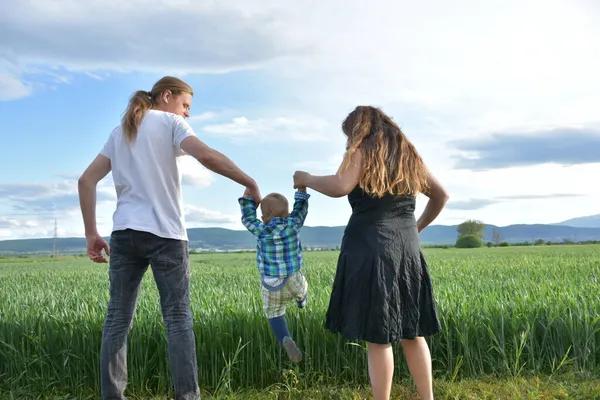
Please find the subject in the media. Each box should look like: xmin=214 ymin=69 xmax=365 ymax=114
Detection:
xmin=120 ymin=76 xmax=193 ymax=142
xmin=121 ymin=90 xmax=153 ymax=142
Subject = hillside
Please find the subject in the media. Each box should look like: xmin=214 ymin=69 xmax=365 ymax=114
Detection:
xmin=555 ymin=214 xmax=600 ymax=228
xmin=2 ymin=223 xmax=600 ymax=254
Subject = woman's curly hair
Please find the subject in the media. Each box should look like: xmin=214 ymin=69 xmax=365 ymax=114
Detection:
xmin=341 ymin=105 xmax=429 ymax=197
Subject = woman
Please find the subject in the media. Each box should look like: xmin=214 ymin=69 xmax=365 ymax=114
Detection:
xmin=293 ymin=105 xmax=448 ymax=400
xmin=78 ymin=76 xmax=261 ymax=400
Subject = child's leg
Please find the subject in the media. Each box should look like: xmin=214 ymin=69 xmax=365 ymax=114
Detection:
xmin=268 ymin=315 xmax=290 ymax=343
xmin=261 ymin=284 xmax=302 ymax=363
xmin=262 ymin=285 xmax=289 ymax=343
xmin=290 ymin=271 xmax=309 ymax=308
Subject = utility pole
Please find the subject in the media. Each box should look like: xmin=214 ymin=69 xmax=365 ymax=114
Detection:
xmin=53 ymin=217 xmax=58 ymax=257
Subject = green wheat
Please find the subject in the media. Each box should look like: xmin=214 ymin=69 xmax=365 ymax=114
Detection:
xmin=0 ymin=245 xmax=598 ymax=396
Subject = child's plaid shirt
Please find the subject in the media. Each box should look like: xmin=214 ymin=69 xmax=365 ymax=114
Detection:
xmin=238 ymin=191 xmax=310 ymax=278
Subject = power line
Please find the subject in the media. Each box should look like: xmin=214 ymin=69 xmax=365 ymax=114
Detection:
xmin=53 ymin=217 xmax=58 ymax=257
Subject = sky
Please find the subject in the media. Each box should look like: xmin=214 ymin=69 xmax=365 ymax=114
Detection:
xmin=1 ymin=0 xmax=600 ymax=240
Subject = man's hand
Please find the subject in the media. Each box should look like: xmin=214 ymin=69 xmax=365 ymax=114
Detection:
xmin=293 ymin=171 xmax=311 ymax=189
xmin=244 ymin=182 xmax=261 ymax=204
xmin=86 ymin=233 xmax=110 ymax=263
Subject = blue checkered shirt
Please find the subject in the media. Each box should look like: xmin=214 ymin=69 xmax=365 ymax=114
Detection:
xmin=239 ymin=191 xmax=310 ymax=278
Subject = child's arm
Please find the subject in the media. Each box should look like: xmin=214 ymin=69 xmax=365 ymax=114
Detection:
xmin=289 ymin=189 xmax=310 ymax=229
xmin=238 ymin=195 xmax=264 ymax=236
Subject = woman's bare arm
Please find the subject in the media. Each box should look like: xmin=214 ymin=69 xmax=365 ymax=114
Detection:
xmin=416 ymin=169 xmax=449 ymax=232
xmin=302 ymin=150 xmax=363 ymax=198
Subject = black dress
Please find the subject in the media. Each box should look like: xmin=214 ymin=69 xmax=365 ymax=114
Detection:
xmin=325 ymin=185 xmax=441 ymax=344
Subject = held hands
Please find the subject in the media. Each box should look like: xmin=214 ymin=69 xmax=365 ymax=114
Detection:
xmin=244 ymin=181 xmax=262 ymax=204
xmin=293 ymin=170 xmax=311 ymax=190
xmin=242 ymin=172 xmax=310 ymax=203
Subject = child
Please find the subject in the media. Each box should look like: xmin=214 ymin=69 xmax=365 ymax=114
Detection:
xmin=238 ymin=187 xmax=310 ymax=363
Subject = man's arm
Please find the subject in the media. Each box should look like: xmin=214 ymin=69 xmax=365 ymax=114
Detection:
xmin=238 ymin=196 xmax=264 ymax=236
xmin=181 ymin=136 xmax=261 ymax=203
xmin=78 ymin=154 xmax=112 ymax=236
xmin=289 ymin=190 xmax=310 ymax=229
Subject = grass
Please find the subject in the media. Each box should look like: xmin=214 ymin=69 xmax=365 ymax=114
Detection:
xmin=1 ymin=245 xmax=599 ymax=398
xmin=2 ymin=376 xmax=600 ymax=399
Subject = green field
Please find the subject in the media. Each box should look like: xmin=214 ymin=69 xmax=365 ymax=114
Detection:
xmin=1 ymin=246 xmax=599 ymax=399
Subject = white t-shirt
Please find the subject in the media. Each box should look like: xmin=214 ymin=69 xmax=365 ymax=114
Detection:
xmin=99 ymin=110 xmax=196 ymax=241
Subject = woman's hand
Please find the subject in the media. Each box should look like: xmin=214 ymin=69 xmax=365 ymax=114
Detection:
xmin=293 ymin=171 xmax=311 ymax=189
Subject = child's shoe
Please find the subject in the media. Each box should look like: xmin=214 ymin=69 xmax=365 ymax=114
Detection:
xmin=296 ymin=293 xmax=307 ymax=309
xmin=282 ymin=336 xmax=303 ymax=363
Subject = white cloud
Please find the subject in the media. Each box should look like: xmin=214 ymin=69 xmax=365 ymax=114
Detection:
xmin=0 ymin=216 xmax=57 ymax=240
xmin=189 ymin=112 xmax=218 ymax=123
xmin=184 ymin=205 xmax=238 ymax=225
xmin=202 ymin=116 xmax=332 ymax=143
xmin=6 ymin=0 xmax=598 ymax=138
xmin=0 ymin=72 xmax=31 ymax=100
xmin=178 ymin=156 xmax=214 ymax=187
xmin=423 ymin=162 xmax=600 ymax=226
xmin=293 ymin=153 xmax=345 ymax=174
xmin=258 ymin=0 xmax=600 ymax=143
xmin=4 ymin=0 xmax=599 ymax=130
xmin=3 ymin=0 xmax=600 ymax=231
xmin=0 ymin=217 xmax=41 ymax=230
xmin=0 ymin=0 xmax=310 ymax=98
xmin=0 ymin=200 xmax=240 ymax=240
xmin=0 ymin=179 xmax=116 ymax=239
xmin=0 ymin=163 xmax=217 ymax=240
xmin=0 ymin=179 xmax=116 ymax=215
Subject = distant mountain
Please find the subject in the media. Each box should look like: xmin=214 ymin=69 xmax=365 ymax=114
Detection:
xmin=2 ymin=222 xmax=600 ymax=254
xmin=554 ymin=214 xmax=600 ymax=228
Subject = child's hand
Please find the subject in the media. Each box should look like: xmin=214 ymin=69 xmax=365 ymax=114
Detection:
xmin=297 ymin=186 xmax=306 ymax=192
xmin=293 ymin=170 xmax=311 ymax=189
xmin=243 ymin=180 xmax=261 ymax=204
xmin=244 ymin=187 xmax=261 ymax=204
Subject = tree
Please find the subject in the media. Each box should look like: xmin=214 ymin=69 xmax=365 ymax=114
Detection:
xmin=457 ymin=219 xmax=486 ymax=239
xmin=456 ymin=234 xmax=484 ymax=248
xmin=492 ymin=228 xmax=503 ymax=246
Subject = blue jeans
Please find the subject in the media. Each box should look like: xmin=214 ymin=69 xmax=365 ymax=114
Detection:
xmin=100 ymin=229 xmax=200 ymax=400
